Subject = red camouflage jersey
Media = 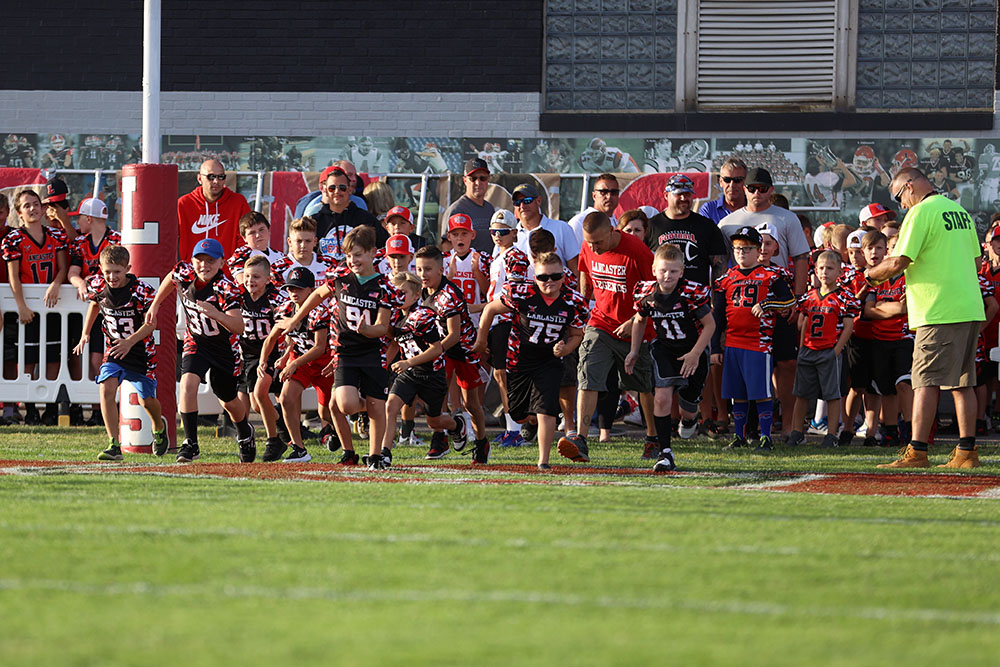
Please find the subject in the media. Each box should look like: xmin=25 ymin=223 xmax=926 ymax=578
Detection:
xmin=487 ymin=246 xmax=529 ymax=325
xmin=797 ymin=287 xmax=861 ymax=351
xmin=977 ymin=274 xmax=995 ymax=366
xmin=1 ymin=225 xmax=68 ymax=284
xmin=226 ymin=245 xmax=284 ymax=279
xmin=500 ymin=281 xmax=588 ymax=372
xmin=85 ymin=273 xmax=157 ymax=377
xmin=239 ymin=283 xmax=289 ymax=358
xmin=390 ymin=304 xmax=445 ymax=373
xmin=844 ymin=265 xmax=874 ymax=339
xmin=634 ymin=278 xmax=711 ymax=354
xmin=325 ymin=271 xmax=403 ymax=365
xmin=713 ymin=264 xmax=796 ymax=353
xmin=269 ymin=252 xmax=337 ymax=288
xmin=866 ymin=274 xmax=910 ymax=341
xmin=422 ymin=277 xmax=480 ymax=363
xmin=978 ymin=263 xmax=1000 ymax=350
xmin=172 ymin=261 xmax=243 ymax=373
xmin=273 ymin=299 xmax=333 ymax=365
xmin=69 ymin=228 xmax=121 ymax=279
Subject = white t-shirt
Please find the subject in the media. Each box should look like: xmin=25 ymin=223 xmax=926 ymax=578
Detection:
xmin=518 ymin=215 xmax=580 ymax=266
xmin=567 ymin=207 xmax=619 ymax=249
xmin=718 ymin=205 xmax=811 ymax=270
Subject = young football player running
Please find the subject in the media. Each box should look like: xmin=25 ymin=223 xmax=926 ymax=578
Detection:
xmin=146 ymin=238 xmax=252 ymax=463
xmin=415 ymin=245 xmax=490 ymax=463
xmin=476 ymin=252 xmax=588 ymax=469
xmin=378 ymin=272 xmax=469 ymax=469
xmin=73 ymin=245 xmax=167 ymax=461
xmin=625 ymin=244 xmax=715 ymax=472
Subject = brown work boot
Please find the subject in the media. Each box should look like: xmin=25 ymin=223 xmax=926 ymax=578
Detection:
xmin=936 ymin=446 xmax=980 ymax=469
xmin=876 ymin=445 xmax=930 ymax=469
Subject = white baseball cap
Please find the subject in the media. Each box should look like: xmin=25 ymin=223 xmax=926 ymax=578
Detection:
xmin=70 ymin=197 xmax=108 ymax=219
xmin=490 ymin=209 xmax=518 ymax=229
xmin=846 ymin=229 xmax=867 ymax=249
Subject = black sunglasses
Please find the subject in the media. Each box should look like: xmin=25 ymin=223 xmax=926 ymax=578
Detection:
xmin=514 ymin=196 xmax=537 ymax=206
xmin=467 ymin=175 xmax=490 ymax=182
xmin=892 ymin=179 xmax=913 ymax=203
xmin=535 ymin=272 xmax=564 ymax=282
xmin=593 ymin=188 xmax=620 ymax=195
xmin=745 ymin=184 xmax=769 ymax=194
xmin=490 ymin=228 xmax=513 ymax=236
xmin=722 ymin=176 xmax=744 ymax=183
xmin=201 ymin=173 xmax=225 ymax=181
xmin=328 ymin=183 xmax=350 ymax=192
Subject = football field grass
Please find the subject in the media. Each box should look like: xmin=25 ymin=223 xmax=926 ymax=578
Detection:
xmin=2 ymin=426 xmax=1000 ymax=665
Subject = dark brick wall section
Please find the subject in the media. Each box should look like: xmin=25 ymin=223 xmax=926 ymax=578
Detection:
xmin=0 ymin=1 xmax=542 ymax=92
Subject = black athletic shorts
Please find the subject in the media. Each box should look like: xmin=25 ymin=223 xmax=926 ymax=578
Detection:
xmin=650 ymin=342 xmax=709 ymax=411
xmin=238 ymin=350 xmax=281 ymax=395
xmin=561 ymin=349 xmax=579 ymax=387
xmin=334 ymin=363 xmax=389 ymax=401
xmin=488 ymin=322 xmax=513 ymax=371
xmin=772 ymin=314 xmax=798 ymax=363
xmin=181 ymin=351 xmax=239 ymax=403
xmin=88 ymin=313 xmax=105 ymax=356
xmin=390 ymin=368 xmax=447 ymax=418
xmin=3 ymin=312 xmax=63 ymax=365
xmin=847 ymin=336 xmax=874 ymax=391
xmin=871 ymin=338 xmax=913 ymax=396
xmin=507 ymin=360 xmax=562 ymax=421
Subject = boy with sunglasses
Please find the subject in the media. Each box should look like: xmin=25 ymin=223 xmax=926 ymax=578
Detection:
xmin=484 ymin=209 xmax=529 ymax=448
xmin=476 ymin=252 xmax=588 ymax=469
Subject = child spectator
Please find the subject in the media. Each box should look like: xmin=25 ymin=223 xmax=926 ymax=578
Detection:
xmin=147 ymin=238 xmax=252 ymax=463
xmin=72 ymin=245 xmax=167 ymax=461
xmin=476 ymin=252 xmax=588 ymax=469
xmin=270 ymin=216 xmax=335 ymax=286
xmin=784 ymin=250 xmax=858 ymax=447
xmin=712 ymin=226 xmax=796 ymax=451
xmin=484 ymin=209 xmax=529 ymax=448
xmin=226 ymin=212 xmax=284 ymax=286
xmin=840 ymin=229 xmax=881 ymax=446
xmin=625 ymin=244 xmax=715 ymax=472
xmin=445 ymin=213 xmax=490 ymax=327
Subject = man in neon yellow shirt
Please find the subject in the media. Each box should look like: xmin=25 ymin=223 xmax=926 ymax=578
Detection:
xmin=865 ymin=167 xmax=985 ymax=469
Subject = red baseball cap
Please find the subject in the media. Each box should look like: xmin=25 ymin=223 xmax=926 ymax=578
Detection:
xmin=859 ymin=202 xmax=897 ymax=225
xmin=320 ymin=165 xmax=347 ymax=183
xmin=448 ymin=214 xmax=473 ymax=233
xmin=384 ymin=206 xmax=413 ymax=225
xmin=386 ymin=234 xmax=415 ymax=256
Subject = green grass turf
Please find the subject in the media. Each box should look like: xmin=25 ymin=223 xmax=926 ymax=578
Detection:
xmin=2 ymin=426 xmax=999 ymax=665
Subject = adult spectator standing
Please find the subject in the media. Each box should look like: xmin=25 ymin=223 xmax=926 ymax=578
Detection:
xmin=511 ymin=184 xmax=579 ymax=276
xmin=719 ymin=168 xmax=810 ymax=295
xmin=869 ymin=168 xmax=986 ymax=469
xmin=646 ymin=174 xmax=728 ymax=286
xmin=558 ymin=211 xmax=657 ymax=463
xmin=296 ymin=161 xmax=369 ymax=220
xmin=699 ymin=158 xmax=748 ymax=224
xmin=567 ymin=173 xmax=621 ymax=248
xmin=442 ymin=158 xmax=495 ymax=253
xmin=177 ymin=159 xmax=251 ymax=261
xmin=314 ymin=167 xmax=385 ymax=261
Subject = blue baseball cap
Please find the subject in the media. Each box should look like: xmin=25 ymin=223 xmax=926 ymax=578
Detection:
xmin=192 ymin=238 xmax=224 ymax=259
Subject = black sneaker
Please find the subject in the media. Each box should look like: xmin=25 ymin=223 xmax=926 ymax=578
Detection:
xmin=537 ymin=463 xmax=552 ymax=471
xmin=521 ymin=421 xmax=538 ymax=444
xmin=755 ymin=436 xmax=773 ymax=452
xmin=24 ymin=404 xmax=40 ymax=425
xmin=641 ymin=439 xmax=659 ymax=460
xmin=862 ymin=436 xmax=879 ymax=447
xmin=84 ymin=412 xmax=104 ymax=427
xmin=381 ymin=447 xmax=393 ymax=467
xmin=368 ymin=453 xmax=389 ymax=470
xmin=425 ymin=431 xmax=449 ymax=459
xmin=448 ymin=414 xmax=468 ymax=453
xmin=557 ymin=434 xmax=589 ymax=462
xmin=98 ymin=441 xmax=123 ymax=461
xmin=338 ymin=449 xmax=359 ymax=466
xmin=320 ymin=424 xmax=341 ymax=452
xmin=471 ymin=437 xmax=490 ymax=464
xmin=237 ymin=425 xmax=257 ymax=463
xmin=820 ymin=433 xmax=838 ymax=448
xmin=69 ymin=405 xmax=86 ymax=426
xmin=284 ymin=445 xmax=312 ymax=463
xmin=784 ymin=430 xmax=805 ymax=447
xmin=152 ymin=425 xmax=169 ymax=457
xmin=837 ymin=430 xmax=855 ymax=447
xmin=261 ymin=437 xmax=287 ymax=462
xmin=653 ymin=448 xmax=676 ymax=472
xmin=176 ymin=440 xmax=200 ymax=463
xmin=722 ymin=435 xmax=747 ymax=451
xmin=40 ymin=404 xmax=58 ymax=426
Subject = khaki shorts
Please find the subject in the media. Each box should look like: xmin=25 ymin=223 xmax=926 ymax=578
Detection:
xmin=911 ymin=321 xmax=981 ymax=390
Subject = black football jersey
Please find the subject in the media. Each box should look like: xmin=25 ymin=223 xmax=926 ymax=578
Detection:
xmin=327 ymin=272 xmax=401 ymax=364
xmin=239 ymin=283 xmax=288 ymax=357
xmin=634 ymin=278 xmax=711 ymax=354
xmin=86 ymin=274 xmax=157 ymax=377
xmin=391 ymin=304 xmax=444 ymax=373
xmin=500 ymin=282 xmax=589 ymax=372
xmin=172 ymin=261 xmax=242 ymax=368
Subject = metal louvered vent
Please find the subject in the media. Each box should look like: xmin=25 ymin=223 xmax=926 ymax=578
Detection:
xmin=696 ymin=0 xmax=840 ymax=109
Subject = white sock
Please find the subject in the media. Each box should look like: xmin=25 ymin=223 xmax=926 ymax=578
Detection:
xmin=505 ymin=414 xmax=522 ymax=432
xmin=814 ymin=400 xmax=827 ymax=422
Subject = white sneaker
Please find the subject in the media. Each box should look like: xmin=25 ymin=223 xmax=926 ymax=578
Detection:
xmin=678 ymin=418 xmax=699 ymax=439
xmin=624 ymin=411 xmax=645 ymax=427
xmin=856 ymin=422 xmax=869 ymax=437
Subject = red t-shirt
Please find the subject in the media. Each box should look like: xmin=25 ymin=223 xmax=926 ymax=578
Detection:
xmin=578 ymin=230 xmax=654 ymax=340
xmin=866 ymin=274 xmax=909 ymax=342
xmin=979 ymin=263 xmax=1000 ymax=349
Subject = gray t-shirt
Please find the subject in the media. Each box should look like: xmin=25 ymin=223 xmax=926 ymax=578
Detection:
xmin=442 ymin=195 xmax=495 ymax=253
xmin=718 ymin=205 xmax=811 ymax=270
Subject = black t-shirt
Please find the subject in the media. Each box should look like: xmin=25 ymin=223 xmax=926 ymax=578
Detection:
xmin=239 ymin=284 xmax=287 ymax=358
xmin=646 ymin=211 xmax=727 ymax=285
xmin=312 ymin=202 xmax=387 ymax=259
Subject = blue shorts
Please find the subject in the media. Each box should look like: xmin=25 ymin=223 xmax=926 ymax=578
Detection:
xmin=96 ymin=362 xmax=157 ymax=399
xmin=721 ymin=347 xmax=772 ymax=401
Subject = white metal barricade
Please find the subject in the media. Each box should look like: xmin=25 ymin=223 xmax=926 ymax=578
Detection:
xmin=0 ymin=284 xmax=317 ymax=416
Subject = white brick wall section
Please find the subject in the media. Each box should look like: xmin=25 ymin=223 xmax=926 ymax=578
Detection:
xmin=0 ymin=90 xmax=998 ymax=139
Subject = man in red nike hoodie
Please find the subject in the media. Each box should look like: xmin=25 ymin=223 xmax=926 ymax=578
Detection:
xmin=177 ymin=159 xmax=251 ymax=261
